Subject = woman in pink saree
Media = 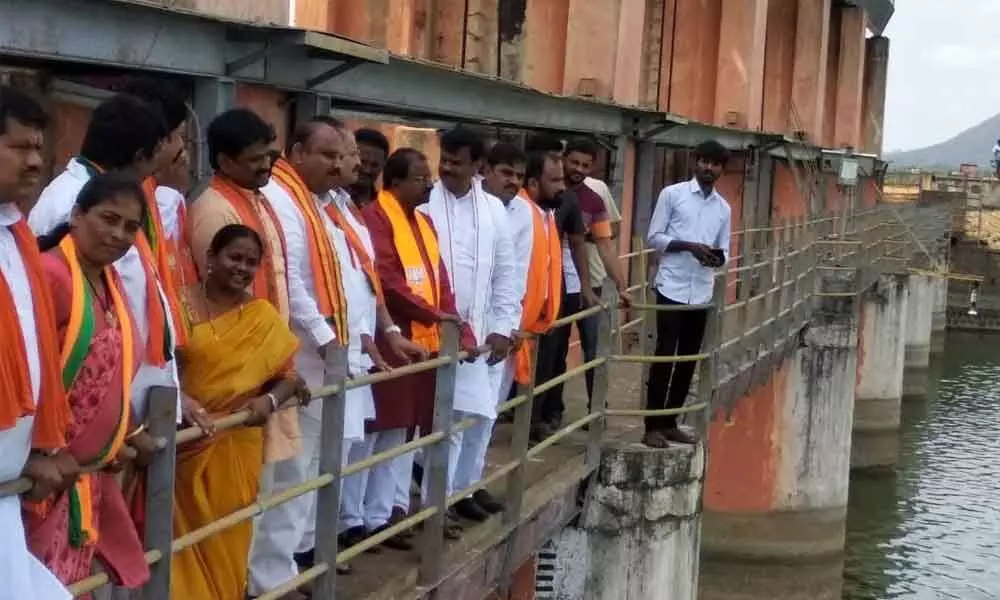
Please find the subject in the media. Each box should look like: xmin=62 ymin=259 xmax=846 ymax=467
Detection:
xmin=24 ymin=173 xmax=159 ymax=593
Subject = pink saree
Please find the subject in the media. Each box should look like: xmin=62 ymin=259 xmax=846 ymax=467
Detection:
xmin=23 ymin=251 xmax=149 ymax=594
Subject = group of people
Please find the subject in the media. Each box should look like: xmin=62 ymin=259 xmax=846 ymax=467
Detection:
xmin=0 ymin=73 xmax=732 ymax=600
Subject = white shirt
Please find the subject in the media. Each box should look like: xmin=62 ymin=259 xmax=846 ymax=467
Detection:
xmin=155 ymin=185 xmax=185 ymax=241
xmin=647 ymin=177 xmax=732 ymax=305
xmin=28 ymin=159 xmax=180 ymax=421
xmin=0 ymin=203 xmax=72 ymax=600
xmin=265 ymin=182 xmax=375 ymax=439
xmin=501 ymin=193 xmax=535 ymax=305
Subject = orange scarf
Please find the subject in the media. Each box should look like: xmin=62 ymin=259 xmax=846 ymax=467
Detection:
xmin=0 ymin=219 xmax=71 ymax=450
xmin=269 ymin=159 xmax=349 ymax=342
xmin=140 ymin=177 xmax=192 ymax=347
xmin=208 ymin=175 xmax=289 ymax=311
xmin=377 ymin=190 xmax=442 ymax=352
xmin=323 ymin=198 xmax=385 ymax=305
xmin=514 ymin=192 xmax=563 ymax=384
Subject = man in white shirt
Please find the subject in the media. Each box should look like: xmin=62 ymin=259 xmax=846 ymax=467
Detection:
xmin=482 ymin=143 xmax=532 ymax=407
xmin=644 ymin=140 xmax=732 ymax=449
xmin=27 ymin=94 xmax=182 ymax=424
xmin=421 ymin=127 xmax=520 ymax=522
xmin=0 ymin=84 xmax=74 ymax=600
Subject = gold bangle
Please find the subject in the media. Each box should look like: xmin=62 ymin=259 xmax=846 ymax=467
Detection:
xmin=126 ymin=424 xmax=147 ymax=440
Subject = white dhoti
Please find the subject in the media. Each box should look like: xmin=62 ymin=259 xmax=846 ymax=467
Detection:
xmin=0 ymin=418 xmax=71 ymax=600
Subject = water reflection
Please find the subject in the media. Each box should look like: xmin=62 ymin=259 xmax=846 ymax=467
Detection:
xmin=844 ymin=332 xmax=1000 ymax=599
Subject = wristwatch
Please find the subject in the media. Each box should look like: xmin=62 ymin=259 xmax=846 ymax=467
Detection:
xmin=384 ymin=324 xmax=402 ymax=335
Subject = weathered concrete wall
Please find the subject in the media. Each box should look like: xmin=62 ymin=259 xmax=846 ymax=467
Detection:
xmin=853 ymin=274 xmax=908 ymax=469
xmin=903 ymin=274 xmax=934 ymax=400
xmin=548 ymin=442 xmax=704 ymax=600
xmin=929 ymin=276 xmax=948 ymax=354
xmin=701 ymin=275 xmax=859 ymax=600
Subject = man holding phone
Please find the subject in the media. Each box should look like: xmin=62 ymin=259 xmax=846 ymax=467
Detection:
xmin=644 ymin=140 xmax=732 ymax=448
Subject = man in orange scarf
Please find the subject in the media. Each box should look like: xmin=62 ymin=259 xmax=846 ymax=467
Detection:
xmin=0 ymin=85 xmax=77 ymax=600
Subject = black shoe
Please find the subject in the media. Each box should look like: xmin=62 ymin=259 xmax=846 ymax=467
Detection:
xmin=338 ymin=525 xmax=380 ymax=553
xmin=293 ymin=548 xmax=314 ymax=570
xmin=370 ymin=523 xmax=415 ymax=551
xmin=473 ymin=489 xmax=504 ymax=514
xmin=453 ymin=497 xmax=490 ymax=522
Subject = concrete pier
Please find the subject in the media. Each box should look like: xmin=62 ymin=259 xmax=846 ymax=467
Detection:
xmin=929 ymin=276 xmax=948 ymax=354
xmin=547 ymin=441 xmax=704 ymax=600
xmin=852 ymin=274 xmax=908 ymax=469
xmin=903 ymin=274 xmax=934 ymax=400
xmin=699 ymin=274 xmax=859 ymax=600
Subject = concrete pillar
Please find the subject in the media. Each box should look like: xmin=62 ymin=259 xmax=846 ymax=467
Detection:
xmin=762 ymin=0 xmax=797 ymax=134
xmin=714 ymin=0 xmax=768 ymax=129
xmin=548 ymin=442 xmax=703 ymax=600
xmin=562 ymin=0 xmax=622 ymax=100
xmin=903 ymin=274 xmax=934 ymax=400
xmin=930 ymin=276 xmax=948 ymax=354
xmin=861 ymin=36 xmax=890 ymax=155
xmin=852 ymin=274 xmax=908 ymax=470
xmin=833 ymin=5 xmax=865 ymax=149
xmin=790 ymin=0 xmax=830 ymax=142
xmin=701 ymin=272 xmax=858 ymax=600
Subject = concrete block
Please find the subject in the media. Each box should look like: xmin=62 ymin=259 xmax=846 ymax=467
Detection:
xmin=550 ymin=442 xmax=703 ymax=600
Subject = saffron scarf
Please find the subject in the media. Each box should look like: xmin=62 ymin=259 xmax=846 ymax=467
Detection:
xmin=0 ymin=219 xmax=70 ymax=449
xmin=269 ymin=158 xmax=349 ymax=341
xmin=207 ymin=175 xmax=290 ymax=312
xmin=514 ymin=193 xmax=563 ymax=384
xmin=377 ymin=190 xmax=442 ymax=352
xmin=57 ymin=235 xmax=135 ymax=548
xmin=140 ymin=176 xmax=191 ymax=346
xmin=323 ymin=198 xmax=385 ymax=305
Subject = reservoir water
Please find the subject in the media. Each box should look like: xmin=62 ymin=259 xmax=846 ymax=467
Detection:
xmin=843 ymin=331 xmax=1000 ymax=600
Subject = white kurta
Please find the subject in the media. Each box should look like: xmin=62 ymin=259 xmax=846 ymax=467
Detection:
xmin=265 ymin=182 xmax=375 ymax=441
xmin=420 ymin=182 xmax=521 ymax=419
xmin=28 ymin=159 xmax=181 ymax=422
xmin=0 ymin=203 xmax=72 ymax=600
xmin=488 ymin=193 xmax=536 ymax=402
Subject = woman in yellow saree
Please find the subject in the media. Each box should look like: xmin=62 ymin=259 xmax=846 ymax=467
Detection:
xmin=170 ymin=224 xmax=306 ymax=600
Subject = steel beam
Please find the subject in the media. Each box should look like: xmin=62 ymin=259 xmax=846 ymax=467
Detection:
xmin=192 ymin=78 xmax=235 ymax=178
xmin=0 ymin=0 xmax=657 ymax=135
xmin=843 ymin=0 xmax=894 ymax=35
xmin=646 ymin=120 xmax=784 ymax=151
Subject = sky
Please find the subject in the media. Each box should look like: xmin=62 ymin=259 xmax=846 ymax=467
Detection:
xmin=883 ymin=0 xmax=1000 ymax=152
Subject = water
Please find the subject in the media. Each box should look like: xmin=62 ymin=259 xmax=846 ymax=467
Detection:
xmin=843 ymin=332 xmax=1000 ymax=600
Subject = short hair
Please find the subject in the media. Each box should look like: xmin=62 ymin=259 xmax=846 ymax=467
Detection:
xmin=81 ymin=95 xmax=167 ymax=170
xmin=525 ymin=151 xmax=555 ymax=184
xmin=355 ymin=128 xmax=390 ymax=156
xmin=37 ymin=172 xmax=147 ymax=252
xmin=565 ymin=137 xmax=598 ymax=159
xmin=209 ymin=223 xmax=264 ymax=256
xmin=119 ymin=77 xmax=188 ymax=132
xmin=0 ymin=86 xmax=47 ymax=135
xmin=524 ymin=133 xmax=564 ymax=155
xmin=440 ymin=127 xmax=485 ymax=162
xmin=207 ymin=109 xmax=276 ymax=170
xmin=487 ymin=142 xmax=526 ymax=168
xmin=383 ymin=148 xmax=426 ymax=189
xmin=286 ymin=115 xmax=345 ymax=154
xmin=693 ymin=140 xmax=730 ymax=167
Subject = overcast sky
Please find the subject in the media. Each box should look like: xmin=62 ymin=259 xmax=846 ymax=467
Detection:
xmin=883 ymin=0 xmax=1000 ymax=152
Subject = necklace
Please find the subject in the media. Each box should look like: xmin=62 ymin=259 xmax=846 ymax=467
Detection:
xmin=202 ymin=283 xmax=245 ymax=341
xmin=84 ymin=273 xmax=116 ymax=328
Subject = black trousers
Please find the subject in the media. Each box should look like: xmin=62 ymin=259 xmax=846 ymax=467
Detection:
xmin=531 ymin=288 xmax=601 ymax=425
xmin=644 ymin=290 xmax=707 ymax=432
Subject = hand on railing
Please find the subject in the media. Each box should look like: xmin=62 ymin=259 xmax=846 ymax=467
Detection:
xmin=581 ymin=288 xmax=600 ymax=308
xmin=22 ymin=451 xmax=79 ymax=502
xmin=127 ymin=429 xmax=162 ymax=468
xmin=484 ymin=333 xmax=513 ymax=366
xmin=182 ymin=394 xmax=216 ymax=437
xmin=617 ymin=287 xmax=634 ymax=308
xmin=384 ymin=329 xmax=429 ymax=363
xmin=362 ymin=333 xmax=393 ymax=373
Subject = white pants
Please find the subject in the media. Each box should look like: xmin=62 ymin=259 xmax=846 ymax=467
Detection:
xmin=362 ymin=428 xmax=416 ymax=529
xmin=450 ymin=411 xmax=495 ymax=499
xmin=339 ymin=436 xmax=373 ymax=531
xmin=247 ymin=408 xmax=357 ymax=595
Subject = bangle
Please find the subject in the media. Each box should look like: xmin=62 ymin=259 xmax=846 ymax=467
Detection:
xmin=127 ymin=424 xmax=147 ymax=440
xmin=384 ymin=324 xmax=402 ymax=335
xmin=266 ymin=393 xmax=279 ymax=413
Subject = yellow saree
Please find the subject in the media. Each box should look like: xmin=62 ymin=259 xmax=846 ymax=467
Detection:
xmin=170 ymin=298 xmax=299 ymax=600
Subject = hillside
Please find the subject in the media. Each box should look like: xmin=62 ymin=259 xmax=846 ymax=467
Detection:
xmin=886 ymin=113 xmax=1000 ymax=170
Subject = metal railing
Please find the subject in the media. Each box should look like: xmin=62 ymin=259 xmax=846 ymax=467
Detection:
xmin=0 ymin=201 xmax=943 ymax=599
